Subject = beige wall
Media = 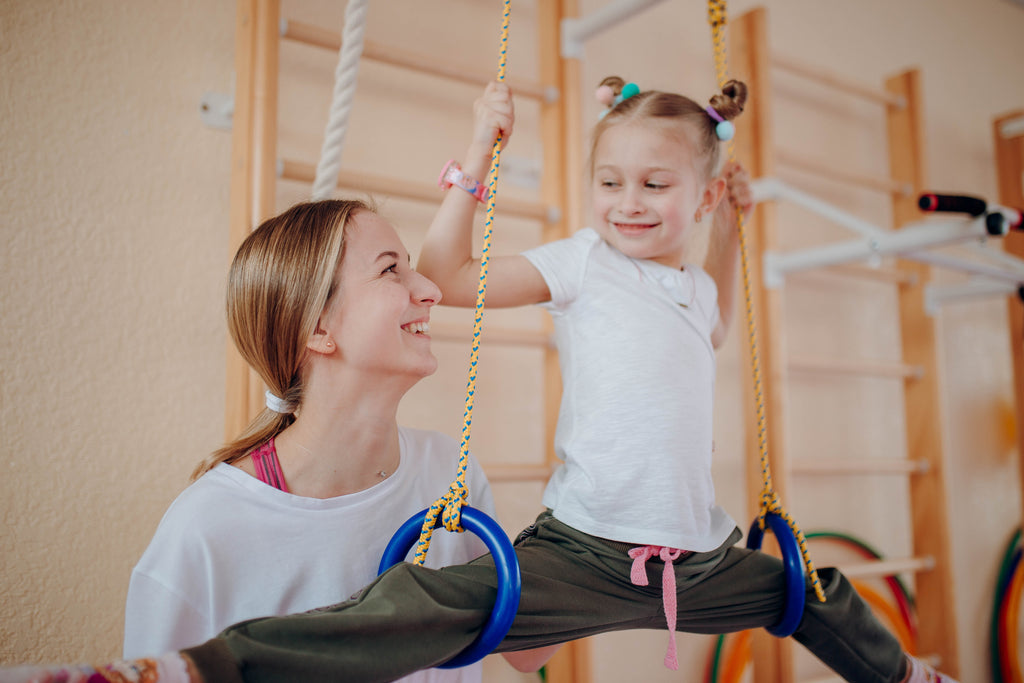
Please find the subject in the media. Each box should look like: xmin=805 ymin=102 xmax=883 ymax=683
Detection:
xmin=2 ymin=0 xmax=1023 ymax=680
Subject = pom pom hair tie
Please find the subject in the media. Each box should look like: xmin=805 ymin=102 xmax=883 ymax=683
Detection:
xmin=597 ymin=81 xmax=640 ymax=119
xmin=705 ymin=104 xmax=735 ymax=141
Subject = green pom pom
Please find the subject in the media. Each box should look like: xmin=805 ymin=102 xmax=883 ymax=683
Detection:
xmin=621 ymin=82 xmax=640 ymax=100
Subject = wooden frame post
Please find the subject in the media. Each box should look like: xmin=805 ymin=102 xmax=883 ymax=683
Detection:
xmin=887 ymin=69 xmax=959 ymax=675
xmin=994 ymin=110 xmax=1024 ymax=528
xmin=225 ymin=0 xmax=257 ymax=439
xmin=730 ymin=9 xmax=795 ymax=683
xmin=226 ymin=0 xmax=281 ymax=437
xmin=540 ymin=2 xmax=590 ymax=680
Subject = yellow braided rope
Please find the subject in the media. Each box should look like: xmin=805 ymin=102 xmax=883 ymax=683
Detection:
xmin=413 ymin=0 xmax=512 ymax=566
xmin=707 ymin=0 xmax=825 ymax=603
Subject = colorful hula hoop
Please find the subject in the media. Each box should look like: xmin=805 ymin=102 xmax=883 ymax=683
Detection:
xmin=378 ymin=506 xmax=522 ymax=668
xmin=991 ymin=528 xmax=1023 ymax=683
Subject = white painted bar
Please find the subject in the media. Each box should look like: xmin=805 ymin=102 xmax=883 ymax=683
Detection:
xmin=751 ymin=177 xmax=887 ymax=240
xmin=764 ymin=215 xmax=996 ymax=285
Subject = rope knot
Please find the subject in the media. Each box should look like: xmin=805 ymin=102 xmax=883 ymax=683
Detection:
xmin=441 ymin=481 xmax=469 ymax=532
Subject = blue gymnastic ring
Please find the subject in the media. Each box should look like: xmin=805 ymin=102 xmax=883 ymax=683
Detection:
xmin=746 ymin=512 xmax=807 ymax=637
xmin=379 ymin=506 xmax=522 ymax=668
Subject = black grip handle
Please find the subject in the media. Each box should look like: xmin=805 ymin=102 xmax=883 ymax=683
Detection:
xmin=918 ymin=193 xmax=988 ymax=217
xmin=986 ymin=208 xmax=1024 ymax=235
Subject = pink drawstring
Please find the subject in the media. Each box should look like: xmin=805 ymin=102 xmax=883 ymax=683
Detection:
xmin=629 ymin=545 xmax=684 ymax=670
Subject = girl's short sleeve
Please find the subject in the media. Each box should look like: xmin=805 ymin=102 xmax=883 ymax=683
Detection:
xmin=521 ymin=229 xmax=597 ymax=309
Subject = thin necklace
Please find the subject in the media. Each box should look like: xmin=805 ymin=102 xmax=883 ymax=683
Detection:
xmin=293 ymin=438 xmax=391 ymax=481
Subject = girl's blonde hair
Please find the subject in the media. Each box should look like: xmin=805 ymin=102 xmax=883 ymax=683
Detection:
xmin=590 ymin=77 xmax=748 ymax=179
xmin=191 ymin=199 xmax=372 ymax=480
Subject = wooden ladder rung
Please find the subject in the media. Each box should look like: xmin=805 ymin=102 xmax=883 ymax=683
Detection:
xmin=792 ymin=457 xmax=929 ymax=475
xmin=280 ymin=160 xmax=554 ymax=223
xmin=789 ymin=356 xmax=923 ymax=379
xmin=772 ymin=53 xmax=905 ymax=108
xmin=485 ymin=463 xmax=554 ymax=482
xmin=281 ymin=19 xmax=552 ymax=102
xmin=429 ymin=322 xmax=553 ymax=349
xmin=838 ymin=555 xmax=935 ymax=580
xmin=776 ymin=149 xmax=913 ymax=196
xmin=788 ymin=263 xmax=918 ymax=286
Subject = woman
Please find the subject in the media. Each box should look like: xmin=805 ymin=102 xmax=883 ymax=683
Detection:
xmin=122 ymin=199 xmax=550 ymax=682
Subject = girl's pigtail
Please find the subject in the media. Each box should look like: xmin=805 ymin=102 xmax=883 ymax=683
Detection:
xmin=709 ymin=79 xmax=747 ymax=121
xmin=706 ymin=79 xmax=748 ymax=141
xmin=595 ymin=76 xmax=640 ymax=119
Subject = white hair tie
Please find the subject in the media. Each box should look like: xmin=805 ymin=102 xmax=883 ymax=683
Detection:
xmin=265 ymin=389 xmax=294 ymax=414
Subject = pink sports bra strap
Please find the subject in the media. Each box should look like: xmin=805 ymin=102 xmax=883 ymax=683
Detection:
xmin=251 ymin=439 xmax=290 ymax=493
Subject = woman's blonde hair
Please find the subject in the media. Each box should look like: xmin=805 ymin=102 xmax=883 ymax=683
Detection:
xmin=191 ymin=199 xmax=372 ymax=480
xmin=590 ymin=76 xmax=748 ymax=179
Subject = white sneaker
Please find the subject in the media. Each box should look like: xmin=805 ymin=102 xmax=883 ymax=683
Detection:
xmin=905 ymin=655 xmax=960 ymax=683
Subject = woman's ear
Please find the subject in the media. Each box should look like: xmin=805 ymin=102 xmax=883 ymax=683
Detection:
xmin=306 ymin=321 xmax=336 ymax=355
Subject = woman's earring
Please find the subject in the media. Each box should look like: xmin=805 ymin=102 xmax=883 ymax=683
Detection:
xmin=325 ymin=340 xmax=334 ymax=350
xmin=695 ymin=210 xmax=703 ymax=224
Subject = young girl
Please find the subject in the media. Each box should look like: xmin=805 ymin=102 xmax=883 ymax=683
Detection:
xmin=1 ymin=84 xmax=955 ymax=683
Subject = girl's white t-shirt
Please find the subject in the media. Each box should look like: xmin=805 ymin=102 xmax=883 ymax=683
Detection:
xmin=523 ymin=228 xmax=736 ymax=551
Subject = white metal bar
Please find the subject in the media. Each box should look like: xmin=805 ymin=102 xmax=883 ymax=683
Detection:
xmin=757 ymin=177 xmax=1024 ymax=293
xmin=561 ymin=0 xmax=668 ymax=58
xmin=764 ymin=215 xmax=993 ymax=285
xmin=751 ymin=177 xmax=887 ymax=240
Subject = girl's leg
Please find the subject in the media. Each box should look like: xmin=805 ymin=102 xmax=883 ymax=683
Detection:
xmin=664 ymin=541 xmax=907 ymax=683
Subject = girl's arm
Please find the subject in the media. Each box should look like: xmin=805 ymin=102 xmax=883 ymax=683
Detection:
xmin=417 ymin=81 xmax=550 ymax=309
xmin=707 ymin=161 xmax=753 ymax=349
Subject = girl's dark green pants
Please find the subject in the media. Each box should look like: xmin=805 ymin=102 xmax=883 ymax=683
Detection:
xmin=184 ymin=511 xmax=907 ymax=683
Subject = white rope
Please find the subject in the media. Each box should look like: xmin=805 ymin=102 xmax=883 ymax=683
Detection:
xmin=311 ymin=0 xmax=369 ymax=200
